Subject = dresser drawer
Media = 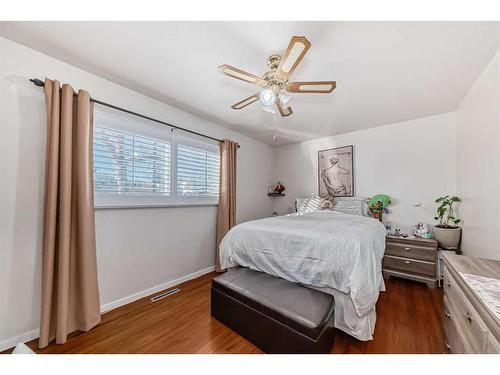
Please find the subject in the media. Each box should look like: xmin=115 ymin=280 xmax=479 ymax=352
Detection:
xmin=444 ymin=267 xmax=489 ymax=353
xmin=383 ymin=255 xmax=436 ymax=276
xmin=444 ymin=295 xmax=466 ymax=354
xmin=386 ymin=241 xmax=436 ymax=262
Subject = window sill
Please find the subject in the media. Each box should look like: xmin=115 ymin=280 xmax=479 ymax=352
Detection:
xmin=94 ymin=202 xmax=218 ymax=210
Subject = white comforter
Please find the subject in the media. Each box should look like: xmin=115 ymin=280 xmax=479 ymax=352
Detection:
xmin=219 ymin=210 xmax=386 ymax=316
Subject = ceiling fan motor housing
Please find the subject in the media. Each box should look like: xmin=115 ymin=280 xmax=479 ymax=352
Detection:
xmin=267 ymin=54 xmax=281 ymax=70
xmin=264 ymin=55 xmax=289 ymax=93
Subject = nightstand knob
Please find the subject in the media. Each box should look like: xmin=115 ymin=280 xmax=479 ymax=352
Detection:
xmin=404 ymin=247 xmax=411 ymax=251
xmin=404 ymin=260 xmax=411 ymax=264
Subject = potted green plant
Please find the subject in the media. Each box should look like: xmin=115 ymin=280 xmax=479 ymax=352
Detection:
xmin=433 ymin=195 xmax=462 ymax=249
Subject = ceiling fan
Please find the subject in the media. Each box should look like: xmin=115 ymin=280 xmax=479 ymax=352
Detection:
xmin=219 ymin=36 xmax=336 ymax=117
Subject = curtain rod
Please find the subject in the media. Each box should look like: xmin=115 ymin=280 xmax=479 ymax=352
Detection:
xmin=29 ymin=78 xmax=239 ymax=147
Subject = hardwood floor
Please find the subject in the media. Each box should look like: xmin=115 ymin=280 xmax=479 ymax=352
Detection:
xmin=15 ymin=272 xmax=444 ymax=354
xmin=334 ymin=277 xmax=444 ymax=353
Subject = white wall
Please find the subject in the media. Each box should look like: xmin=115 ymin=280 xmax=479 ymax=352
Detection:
xmin=457 ymin=50 xmax=500 ymax=260
xmin=0 ymin=37 xmax=274 ymax=349
xmin=272 ymin=112 xmax=457 ymax=233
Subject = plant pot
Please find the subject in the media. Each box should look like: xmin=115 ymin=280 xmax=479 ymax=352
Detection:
xmin=433 ymin=226 xmax=461 ymax=249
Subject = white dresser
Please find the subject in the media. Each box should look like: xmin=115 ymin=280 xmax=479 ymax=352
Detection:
xmin=443 ymin=254 xmax=500 ymax=354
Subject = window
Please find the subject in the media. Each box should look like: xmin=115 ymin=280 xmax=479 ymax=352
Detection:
xmin=94 ymin=127 xmax=171 ymax=195
xmin=177 ymin=143 xmax=219 ymax=198
xmin=93 ymin=104 xmax=219 ymax=208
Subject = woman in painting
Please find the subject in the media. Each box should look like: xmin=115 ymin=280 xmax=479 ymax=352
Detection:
xmin=321 ymin=156 xmax=350 ymax=197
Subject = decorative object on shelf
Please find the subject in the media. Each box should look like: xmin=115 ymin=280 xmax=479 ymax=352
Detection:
xmin=318 ymin=145 xmax=354 ymax=198
xmin=274 ymin=182 xmax=286 ymax=194
xmin=414 ymin=222 xmax=432 ymax=239
xmin=368 ymin=194 xmax=391 ymax=222
xmin=272 ymin=212 xmax=279 ymax=217
xmin=433 ymin=195 xmax=462 ymax=249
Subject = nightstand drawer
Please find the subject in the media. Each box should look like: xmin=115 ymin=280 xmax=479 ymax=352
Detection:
xmin=383 ymin=255 xmax=436 ymax=276
xmin=386 ymin=242 xmax=436 ymax=262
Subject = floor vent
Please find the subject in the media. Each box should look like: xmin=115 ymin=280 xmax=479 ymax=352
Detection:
xmin=150 ymin=288 xmax=180 ymax=302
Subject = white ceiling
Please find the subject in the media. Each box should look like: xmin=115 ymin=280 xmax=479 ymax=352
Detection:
xmin=1 ymin=21 xmax=500 ymax=145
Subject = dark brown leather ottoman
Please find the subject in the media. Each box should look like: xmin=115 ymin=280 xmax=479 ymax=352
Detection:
xmin=211 ymin=267 xmax=335 ymax=353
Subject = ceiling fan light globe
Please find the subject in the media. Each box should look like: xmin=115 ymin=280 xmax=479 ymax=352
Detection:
xmin=262 ymin=105 xmax=276 ymax=114
xmin=279 ymin=92 xmax=291 ymax=105
xmin=260 ymin=88 xmax=276 ymax=106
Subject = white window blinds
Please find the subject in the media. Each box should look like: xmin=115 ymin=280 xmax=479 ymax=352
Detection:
xmin=176 ymin=143 xmax=219 ymax=197
xmin=94 ymin=126 xmax=171 ymax=195
xmin=93 ymin=104 xmax=220 ymax=208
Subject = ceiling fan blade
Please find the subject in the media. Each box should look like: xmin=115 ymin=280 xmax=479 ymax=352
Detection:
xmin=275 ymin=97 xmax=293 ymax=117
xmin=231 ymin=93 xmax=260 ymax=110
xmin=277 ymin=36 xmax=311 ymax=80
xmin=287 ymin=81 xmax=336 ymax=93
xmin=219 ymin=64 xmax=267 ymax=86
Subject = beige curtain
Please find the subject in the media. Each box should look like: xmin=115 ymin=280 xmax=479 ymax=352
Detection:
xmin=215 ymin=139 xmax=238 ymax=272
xmin=39 ymin=79 xmax=101 ymax=349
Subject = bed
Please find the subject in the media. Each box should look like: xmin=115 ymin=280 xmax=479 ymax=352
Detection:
xmin=219 ymin=201 xmax=386 ymax=341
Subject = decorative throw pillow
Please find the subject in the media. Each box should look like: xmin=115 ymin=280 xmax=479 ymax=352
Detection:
xmin=332 ymin=197 xmax=369 ymax=216
xmin=295 ymin=196 xmax=322 ymax=213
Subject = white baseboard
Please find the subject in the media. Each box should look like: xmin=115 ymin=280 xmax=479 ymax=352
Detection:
xmin=0 ymin=329 xmax=40 ymax=353
xmin=100 ymin=265 xmax=215 ymax=313
xmin=0 ymin=265 xmax=215 ymax=352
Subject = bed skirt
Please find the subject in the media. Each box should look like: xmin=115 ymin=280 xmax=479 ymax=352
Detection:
xmin=309 ymin=276 xmax=384 ymax=341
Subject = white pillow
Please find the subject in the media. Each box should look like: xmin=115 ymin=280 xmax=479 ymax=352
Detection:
xmin=332 ymin=197 xmax=369 ymax=216
xmin=295 ymin=196 xmax=322 ymax=213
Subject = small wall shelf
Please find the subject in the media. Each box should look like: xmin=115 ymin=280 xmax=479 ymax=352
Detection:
xmin=267 ymin=192 xmax=285 ymax=197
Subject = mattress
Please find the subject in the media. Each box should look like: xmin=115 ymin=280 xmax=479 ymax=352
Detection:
xmin=219 ymin=210 xmax=386 ymax=340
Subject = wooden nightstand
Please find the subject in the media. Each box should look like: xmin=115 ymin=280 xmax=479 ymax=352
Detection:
xmin=383 ymin=236 xmax=438 ymax=288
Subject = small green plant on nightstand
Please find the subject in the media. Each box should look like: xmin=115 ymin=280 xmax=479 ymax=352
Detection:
xmin=433 ymin=195 xmax=462 ymax=250
xmin=434 ymin=195 xmax=462 ymax=228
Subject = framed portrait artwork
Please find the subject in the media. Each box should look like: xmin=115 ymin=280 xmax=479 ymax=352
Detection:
xmin=318 ymin=145 xmax=354 ymax=198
